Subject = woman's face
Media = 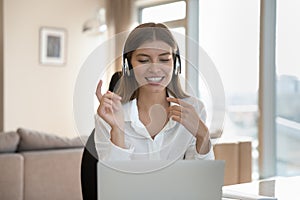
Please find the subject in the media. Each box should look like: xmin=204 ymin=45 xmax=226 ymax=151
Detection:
xmin=131 ymin=40 xmax=174 ymax=93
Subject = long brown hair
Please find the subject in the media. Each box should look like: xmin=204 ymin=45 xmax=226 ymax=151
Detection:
xmin=115 ymin=22 xmax=189 ymax=103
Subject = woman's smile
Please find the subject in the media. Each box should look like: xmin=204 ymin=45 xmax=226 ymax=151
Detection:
xmin=145 ymin=76 xmax=165 ymax=84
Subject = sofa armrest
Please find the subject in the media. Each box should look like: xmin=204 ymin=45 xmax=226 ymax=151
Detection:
xmin=0 ymin=153 xmax=24 ymax=200
xmin=22 ymin=148 xmax=83 ymax=200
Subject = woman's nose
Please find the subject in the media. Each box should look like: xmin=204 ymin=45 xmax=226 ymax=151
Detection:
xmin=147 ymin=63 xmax=162 ymax=73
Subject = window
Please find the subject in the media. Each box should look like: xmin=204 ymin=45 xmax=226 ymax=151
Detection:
xmin=199 ymin=0 xmax=260 ymax=179
xmin=139 ymin=1 xmax=186 ymax=23
xmin=276 ymin=0 xmax=300 ymax=176
xmin=136 ymin=0 xmax=300 ymax=179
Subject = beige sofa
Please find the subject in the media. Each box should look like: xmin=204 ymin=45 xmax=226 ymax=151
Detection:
xmin=0 ymin=129 xmax=84 ymax=200
xmin=0 ymin=129 xmax=252 ymax=200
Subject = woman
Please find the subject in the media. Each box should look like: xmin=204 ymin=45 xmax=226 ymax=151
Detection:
xmin=95 ymin=23 xmax=214 ymax=160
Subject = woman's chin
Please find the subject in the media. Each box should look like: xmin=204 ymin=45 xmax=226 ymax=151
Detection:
xmin=140 ymin=83 xmax=166 ymax=93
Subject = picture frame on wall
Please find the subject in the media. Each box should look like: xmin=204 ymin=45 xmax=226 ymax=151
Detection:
xmin=39 ymin=27 xmax=66 ymax=65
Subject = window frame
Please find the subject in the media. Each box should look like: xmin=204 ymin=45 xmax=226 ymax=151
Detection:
xmin=258 ymin=0 xmax=277 ymax=178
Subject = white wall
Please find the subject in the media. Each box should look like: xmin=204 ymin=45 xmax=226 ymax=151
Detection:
xmin=4 ymin=0 xmax=105 ymax=137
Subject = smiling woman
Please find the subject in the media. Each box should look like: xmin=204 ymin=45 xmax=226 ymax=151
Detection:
xmin=94 ymin=22 xmax=214 ymax=163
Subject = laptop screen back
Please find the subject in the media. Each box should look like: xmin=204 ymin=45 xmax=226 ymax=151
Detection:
xmin=97 ymin=160 xmax=225 ymax=200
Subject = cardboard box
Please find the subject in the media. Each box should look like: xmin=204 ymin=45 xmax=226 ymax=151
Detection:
xmin=214 ymin=138 xmax=252 ymax=185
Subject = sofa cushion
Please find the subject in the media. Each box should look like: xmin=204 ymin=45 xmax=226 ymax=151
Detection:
xmin=17 ymin=128 xmax=84 ymax=151
xmin=0 ymin=131 xmax=20 ymax=153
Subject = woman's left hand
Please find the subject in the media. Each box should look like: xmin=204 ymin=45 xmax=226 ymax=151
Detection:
xmin=167 ymin=97 xmax=210 ymax=154
xmin=166 ymin=97 xmax=208 ymax=139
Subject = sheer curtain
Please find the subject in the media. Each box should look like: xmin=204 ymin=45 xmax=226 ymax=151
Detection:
xmin=105 ymin=0 xmax=135 ymax=72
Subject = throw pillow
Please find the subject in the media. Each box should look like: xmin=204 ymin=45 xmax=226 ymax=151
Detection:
xmin=0 ymin=131 xmax=20 ymax=153
xmin=17 ymin=128 xmax=85 ymax=151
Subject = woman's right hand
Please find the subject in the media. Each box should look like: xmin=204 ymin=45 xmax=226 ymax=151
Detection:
xmin=96 ymin=80 xmax=124 ymax=130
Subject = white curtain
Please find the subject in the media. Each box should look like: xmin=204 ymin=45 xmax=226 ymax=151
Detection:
xmin=105 ymin=0 xmax=135 ymax=72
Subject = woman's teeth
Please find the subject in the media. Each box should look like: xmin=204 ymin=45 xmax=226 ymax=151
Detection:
xmin=146 ymin=77 xmax=164 ymax=82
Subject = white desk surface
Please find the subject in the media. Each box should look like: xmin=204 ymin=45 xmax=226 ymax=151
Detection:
xmin=222 ymin=176 xmax=300 ymax=200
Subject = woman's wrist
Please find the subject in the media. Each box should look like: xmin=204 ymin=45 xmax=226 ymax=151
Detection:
xmin=110 ymin=126 xmax=125 ymax=148
xmin=195 ymin=129 xmax=211 ymax=154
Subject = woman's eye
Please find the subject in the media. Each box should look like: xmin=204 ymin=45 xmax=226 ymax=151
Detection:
xmin=160 ymin=59 xmax=171 ymax=62
xmin=138 ymin=60 xmax=149 ymax=63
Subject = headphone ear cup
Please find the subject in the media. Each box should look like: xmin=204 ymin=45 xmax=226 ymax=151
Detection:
xmin=123 ymin=58 xmax=131 ymax=76
xmin=174 ymin=55 xmax=181 ymax=75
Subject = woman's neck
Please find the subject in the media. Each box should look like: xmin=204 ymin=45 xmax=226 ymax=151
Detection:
xmin=137 ymin=89 xmax=169 ymax=138
xmin=137 ymin=89 xmax=169 ymax=111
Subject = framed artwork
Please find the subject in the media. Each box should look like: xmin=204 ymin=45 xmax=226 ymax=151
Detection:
xmin=39 ymin=27 xmax=66 ymax=65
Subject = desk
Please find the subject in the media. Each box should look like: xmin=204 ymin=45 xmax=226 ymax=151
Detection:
xmin=222 ymin=176 xmax=300 ymax=200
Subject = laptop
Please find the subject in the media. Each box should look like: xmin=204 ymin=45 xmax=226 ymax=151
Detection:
xmin=97 ymin=160 xmax=225 ymax=200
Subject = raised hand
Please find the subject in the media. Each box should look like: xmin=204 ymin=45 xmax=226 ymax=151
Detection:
xmin=166 ymin=97 xmax=210 ymax=154
xmin=96 ymin=80 xmax=124 ymax=130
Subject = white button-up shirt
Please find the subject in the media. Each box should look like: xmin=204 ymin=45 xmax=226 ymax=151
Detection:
xmin=95 ymin=96 xmax=215 ymax=161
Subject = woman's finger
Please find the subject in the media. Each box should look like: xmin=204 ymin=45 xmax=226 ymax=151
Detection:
xmin=166 ymin=97 xmax=191 ymax=108
xmin=96 ymin=80 xmax=103 ymax=102
xmin=168 ymin=105 xmax=185 ymax=113
xmin=102 ymin=96 xmax=121 ymax=112
xmin=167 ymin=108 xmax=182 ymax=119
xmin=102 ymin=91 xmax=122 ymax=102
xmin=170 ymin=115 xmax=181 ymax=123
xmin=170 ymin=109 xmax=182 ymax=117
xmin=99 ymin=101 xmax=113 ymax=115
xmin=102 ymin=98 xmax=113 ymax=106
xmin=107 ymin=91 xmax=122 ymax=101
